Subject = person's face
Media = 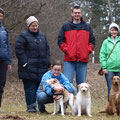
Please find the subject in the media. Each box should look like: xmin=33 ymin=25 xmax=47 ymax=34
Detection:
xmin=71 ymin=8 xmax=82 ymax=21
xmin=52 ymin=65 xmax=62 ymax=76
xmin=29 ymin=22 xmax=39 ymax=32
xmin=0 ymin=13 xmax=4 ymax=22
xmin=110 ymin=27 xmax=119 ymax=38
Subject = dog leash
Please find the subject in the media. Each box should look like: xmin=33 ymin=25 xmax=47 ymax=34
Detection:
xmin=106 ymin=42 xmax=117 ymax=62
xmin=53 ymin=95 xmax=63 ymax=101
xmin=53 ymin=93 xmax=64 ymax=101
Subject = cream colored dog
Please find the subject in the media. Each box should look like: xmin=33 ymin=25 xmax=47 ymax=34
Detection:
xmin=46 ymin=78 xmax=73 ymax=116
xmin=71 ymin=83 xmax=92 ymax=117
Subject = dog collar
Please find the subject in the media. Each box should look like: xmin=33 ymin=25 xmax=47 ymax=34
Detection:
xmin=53 ymin=94 xmax=64 ymax=101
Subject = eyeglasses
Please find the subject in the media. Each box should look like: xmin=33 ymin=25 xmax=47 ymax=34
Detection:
xmin=73 ymin=12 xmax=81 ymax=14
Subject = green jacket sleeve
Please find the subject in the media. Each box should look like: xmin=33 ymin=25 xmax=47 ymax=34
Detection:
xmin=99 ymin=40 xmax=107 ymax=69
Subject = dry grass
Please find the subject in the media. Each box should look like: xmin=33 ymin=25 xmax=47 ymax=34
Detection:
xmin=0 ymin=63 xmax=120 ymax=120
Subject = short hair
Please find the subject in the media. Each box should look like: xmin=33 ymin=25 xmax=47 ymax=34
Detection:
xmin=51 ymin=60 xmax=62 ymax=67
xmin=72 ymin=4 xmax=80 ymax=12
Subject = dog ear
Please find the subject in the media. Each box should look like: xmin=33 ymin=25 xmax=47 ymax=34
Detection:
xmin=78 ymin=84 xmax=81 ymax=89
xmin=119 ymin=76 xmax=120 ymax=83
xmin=53 ymin=78 xmax=58 ymax=83
xmin=112 ymin=76 xmax=114 ymax=80
xmin=53 ymin=79 xmax=57 ymax=83
xmin=85 ymin=82 xmax=91 ymax=88
xmin=87 ymin=83 xmax=91 ymax=89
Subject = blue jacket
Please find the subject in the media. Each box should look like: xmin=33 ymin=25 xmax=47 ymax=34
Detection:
xmin=0 ymin=22 xmax=12 ymax=64
xmin=36 ymin=70 xmax=75 ymax=96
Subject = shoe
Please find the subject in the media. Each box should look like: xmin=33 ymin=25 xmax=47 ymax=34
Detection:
xmin=27 ymin=107 xmax=37 ymax=113
xmin=39 ymin=109 xmax=48 ymax=114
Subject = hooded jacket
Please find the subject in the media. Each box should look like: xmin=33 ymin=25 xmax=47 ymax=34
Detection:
xmin=57 ymin=19 xmax=95 ymax=62
xmin=99 ymin=36 xmax=120 ymax=72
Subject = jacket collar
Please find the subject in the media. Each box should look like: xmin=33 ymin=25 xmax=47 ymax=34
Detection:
xmin=107 ymin=36 xmax=120 ymax=43
xmin=71 ymin=17 xmax=84 ymax=23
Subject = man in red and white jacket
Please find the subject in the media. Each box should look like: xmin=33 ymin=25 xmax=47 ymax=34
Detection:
xmin=57 ymin=5 xmax=95 ymax=86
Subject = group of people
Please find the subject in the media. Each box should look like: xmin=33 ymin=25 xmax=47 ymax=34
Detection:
xmin=0 ymin=4 xmax=120 ymax=114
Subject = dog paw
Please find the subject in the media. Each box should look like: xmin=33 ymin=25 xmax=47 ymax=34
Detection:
xmin=88 ymin=114 xmax=93 ymax=117
xmin=51 ymin=113 xmax=56 ymax=115
xmin=114 ymin=113 xmax=117 ymax=116
xmin=61 ymin=113 xmax=65 ymax=116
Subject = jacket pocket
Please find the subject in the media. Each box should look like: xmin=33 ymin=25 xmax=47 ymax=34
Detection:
xmin=0 ymin=48 xmax=9 ymax=59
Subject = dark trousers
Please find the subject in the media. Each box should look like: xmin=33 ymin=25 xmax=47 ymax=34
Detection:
xmin=0 ymin=60 xmax=8 ymax=107
xmin=22 ymin=79 xmax=40 ymax=109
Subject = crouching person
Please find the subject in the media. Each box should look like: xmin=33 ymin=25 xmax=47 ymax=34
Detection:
xmin=36 ymin=60 xmax=76 ymax=113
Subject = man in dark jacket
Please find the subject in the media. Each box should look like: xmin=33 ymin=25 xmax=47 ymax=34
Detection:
xmin=15 ymin=16 xmax=51 ymax=112
xmin=57 ymin=5 xmax=95 ymax=86
xmin=0 ymin=8 xmax=12 ymax=113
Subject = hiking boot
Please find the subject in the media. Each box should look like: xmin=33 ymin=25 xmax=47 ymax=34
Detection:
xmin=39 ymin=109 xmax=49 ymax=114
xmin=27 ymin=107 xmax=37 ymax=113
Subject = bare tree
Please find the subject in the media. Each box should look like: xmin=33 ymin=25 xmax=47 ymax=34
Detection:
xmin=108 ymin=0 xmax=113 ymax=22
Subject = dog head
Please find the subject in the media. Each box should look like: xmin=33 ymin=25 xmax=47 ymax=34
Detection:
xmin=78 ymin=83 xmax=90 ymax=93
xmin=46 ymin=78 xmax=60 ymax=85
xmin=112 ymin=76 xmax=120 ymax=87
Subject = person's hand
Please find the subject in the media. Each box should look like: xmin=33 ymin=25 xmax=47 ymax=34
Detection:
xmin=8 ymin=65 xmax=12 ymax=70
xmin=53 ymin=86 xmax=65 ymax=93
xmin=103 ymin=69 xmax=108 ymax=74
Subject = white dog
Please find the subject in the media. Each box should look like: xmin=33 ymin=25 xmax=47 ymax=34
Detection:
xmin=46 ymin=78 xmax=73 ymax=116
xmin=71 ymin=83 xmax=92 ymax=117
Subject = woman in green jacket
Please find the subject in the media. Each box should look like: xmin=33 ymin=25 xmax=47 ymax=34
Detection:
xmin=99 ymin=23 xmax=120 ymax=101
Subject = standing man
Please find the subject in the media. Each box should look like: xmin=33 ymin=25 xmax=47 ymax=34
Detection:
xmin=0 ymin=8 xmax=12 ymax=112
xmin=57 ymin=5 xmax=95 ymax=86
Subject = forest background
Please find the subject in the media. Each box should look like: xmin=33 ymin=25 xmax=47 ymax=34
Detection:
xmin=1 ymin=0 xmax=120 ymax=64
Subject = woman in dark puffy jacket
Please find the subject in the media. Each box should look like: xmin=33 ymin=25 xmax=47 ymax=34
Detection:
xmin=15 ymin=16 xmax=51 ymax=112
xmin=0 ymin=8 xmax=12 ymax=113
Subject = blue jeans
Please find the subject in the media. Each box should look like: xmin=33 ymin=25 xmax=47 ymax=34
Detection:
xmin=105 ymin=72 xmax=120 ymax=101
xmin=64 ymin=61 xmax=88 ymax=85
xmin=37 ymin=91 xmax=53 ymax=111
xmin=22 ymin=79 xmax=40 ymax=109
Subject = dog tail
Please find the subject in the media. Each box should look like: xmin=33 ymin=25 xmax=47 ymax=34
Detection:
xmin=68 ymin=94 xmax=74 ymax=108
